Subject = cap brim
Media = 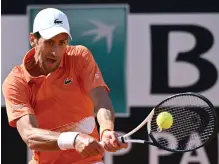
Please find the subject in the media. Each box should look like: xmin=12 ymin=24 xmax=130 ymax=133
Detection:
xmin=39 ymin=26 xmax=72 ymax=40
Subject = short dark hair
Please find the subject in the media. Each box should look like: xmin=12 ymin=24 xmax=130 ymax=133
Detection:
xmin=33 ymin=32 xmax=41 ymax=39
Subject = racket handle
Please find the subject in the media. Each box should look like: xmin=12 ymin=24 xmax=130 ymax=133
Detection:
xmin=99 ymin=136 xmax=125 ymax=147
xmin=118 ymin=136 xmax=125 ymax=143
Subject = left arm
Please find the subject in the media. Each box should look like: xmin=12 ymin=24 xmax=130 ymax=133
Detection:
xmin=88 ymin=87 xmax=115 ymax=139
xmin=89 ymin=87 xmax=128 ymax=152
xmin=77 ymin=45 xmax=128 ymax=151
xmin=76 ymin=45 xmax=114 ymax=138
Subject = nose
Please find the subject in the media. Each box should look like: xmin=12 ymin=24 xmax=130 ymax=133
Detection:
xmin=51 ymin=45 xmax=59 ymax=56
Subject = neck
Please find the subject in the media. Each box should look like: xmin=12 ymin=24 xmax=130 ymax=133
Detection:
xmin=25 ymin=57 xmax=48 ymax=77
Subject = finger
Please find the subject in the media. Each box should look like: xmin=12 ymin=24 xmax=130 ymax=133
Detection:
xmin=113 ymin=133 xmax=128 ymax=149
xmin=120 ymin=143 xmax=128 ymax=149
xmin=84 ymin=145 xmax=99 ymax=158
xmin=102 ymin=141 xmax=114 ymax=152
xmin=106 ymin=141 xmax=118 ymax=152
xmin=99 ymin=141 xmax=104 ymax=148
xmin=80 ymin=151 xmax=89 ymax=158
xmin=110 ymin=133 xmax=120 ymax=148
xmin=87 ymin=147 xmax=100 ymax=157
xmin=92 ymin=141 xmax=105 ymax=155
xmin=86 ymin=141 xmax=104 ymax=157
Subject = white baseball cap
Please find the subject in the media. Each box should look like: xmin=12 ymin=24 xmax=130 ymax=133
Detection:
xmin=33 ymin=8 xmax=72 ymax=40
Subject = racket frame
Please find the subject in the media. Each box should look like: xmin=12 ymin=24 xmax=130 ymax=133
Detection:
xmin=119 ymin=92 xmax=218 ymax=153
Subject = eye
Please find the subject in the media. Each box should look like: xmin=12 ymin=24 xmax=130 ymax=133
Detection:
xmin=45 ymin=40 xmax=53 ymax=45
xmin=60 ymin=40 xmax=67 ymax=45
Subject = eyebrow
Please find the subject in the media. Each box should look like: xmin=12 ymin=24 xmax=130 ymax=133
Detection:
xmin=60 ymin=38 xmax=68 ymax=41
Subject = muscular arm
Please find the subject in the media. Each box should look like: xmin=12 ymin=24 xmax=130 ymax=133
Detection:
xmin=2 ymin=67 xmax=84 ymax=152
xmin=16 ymin=114 xmax=61 ymax=151
xmin=77 ymin=46 xmax=115 ymax=138
xmin=89 ymin=87 xmax=115 ymax=138
xmin=18 ymin=87 xmax=113 ymax=152
xmin=89 ymin=87 xmax=128 ymax=151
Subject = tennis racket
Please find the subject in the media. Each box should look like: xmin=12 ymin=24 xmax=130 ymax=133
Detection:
xmin=117 ymin=92 xmax=218 ymax=153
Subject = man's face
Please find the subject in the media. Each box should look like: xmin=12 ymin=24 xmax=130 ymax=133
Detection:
xmin=30 ymin=33 xmax=69 ymax=75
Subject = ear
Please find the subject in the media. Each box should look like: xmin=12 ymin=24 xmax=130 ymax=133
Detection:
xmin=29 ymin=33 xmax=37 ymax=47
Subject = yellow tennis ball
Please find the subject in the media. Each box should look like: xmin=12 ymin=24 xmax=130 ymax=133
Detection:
xmin=156 ymin=112 xmax=173 ymax=129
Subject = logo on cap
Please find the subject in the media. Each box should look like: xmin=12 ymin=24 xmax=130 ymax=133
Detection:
xmin=54 ymin=19 xmax=63 ymax=24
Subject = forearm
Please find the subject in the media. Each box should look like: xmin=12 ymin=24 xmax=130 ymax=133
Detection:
xmin=17 ymin=114 xmax=80 ymax=152
xmin=25 ymin=127 xmax=61 ymax=151
xmin=97 ymin=107 xmax=114 ymax=124
xmin=89 ymin=87 xmax=116 ymax=139
xmin=96 ymin=107 xmax=115 ymax=139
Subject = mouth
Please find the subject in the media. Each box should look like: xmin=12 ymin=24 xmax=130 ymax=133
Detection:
xmin=46 ymin=58 xmax=57 ymax=64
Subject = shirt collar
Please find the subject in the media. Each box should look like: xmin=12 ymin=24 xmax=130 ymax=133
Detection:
xmin=22 ymin=48 xmax=37 ymax=83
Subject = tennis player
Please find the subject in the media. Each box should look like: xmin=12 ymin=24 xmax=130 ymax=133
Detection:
xmin=2 ymin=8 xmax=128 ymax=164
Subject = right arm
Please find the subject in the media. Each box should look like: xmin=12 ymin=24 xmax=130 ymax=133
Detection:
xmin=2 ymin=68 xmax=104 ymax=156
xmin=17 ymin=114 xmax=104 ymax=155
xmin=2 ymin=70 xmax=63 ymax=151
xmin=16 ymin=114 xmax=61 ymax=151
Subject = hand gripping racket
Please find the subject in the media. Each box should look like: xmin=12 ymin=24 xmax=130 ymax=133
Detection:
xmin=117 ymin=92 xmax=218 ymax=153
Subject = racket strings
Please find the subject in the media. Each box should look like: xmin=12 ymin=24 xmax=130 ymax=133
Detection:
xmin=149 ymin=95 xmax=216 ymax=151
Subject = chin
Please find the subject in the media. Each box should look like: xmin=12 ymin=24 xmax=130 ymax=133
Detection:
xmin=50 ymin=66 xmax=59 ymax=73
xmin=44 ymin=63 xmax=59 ymax=74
